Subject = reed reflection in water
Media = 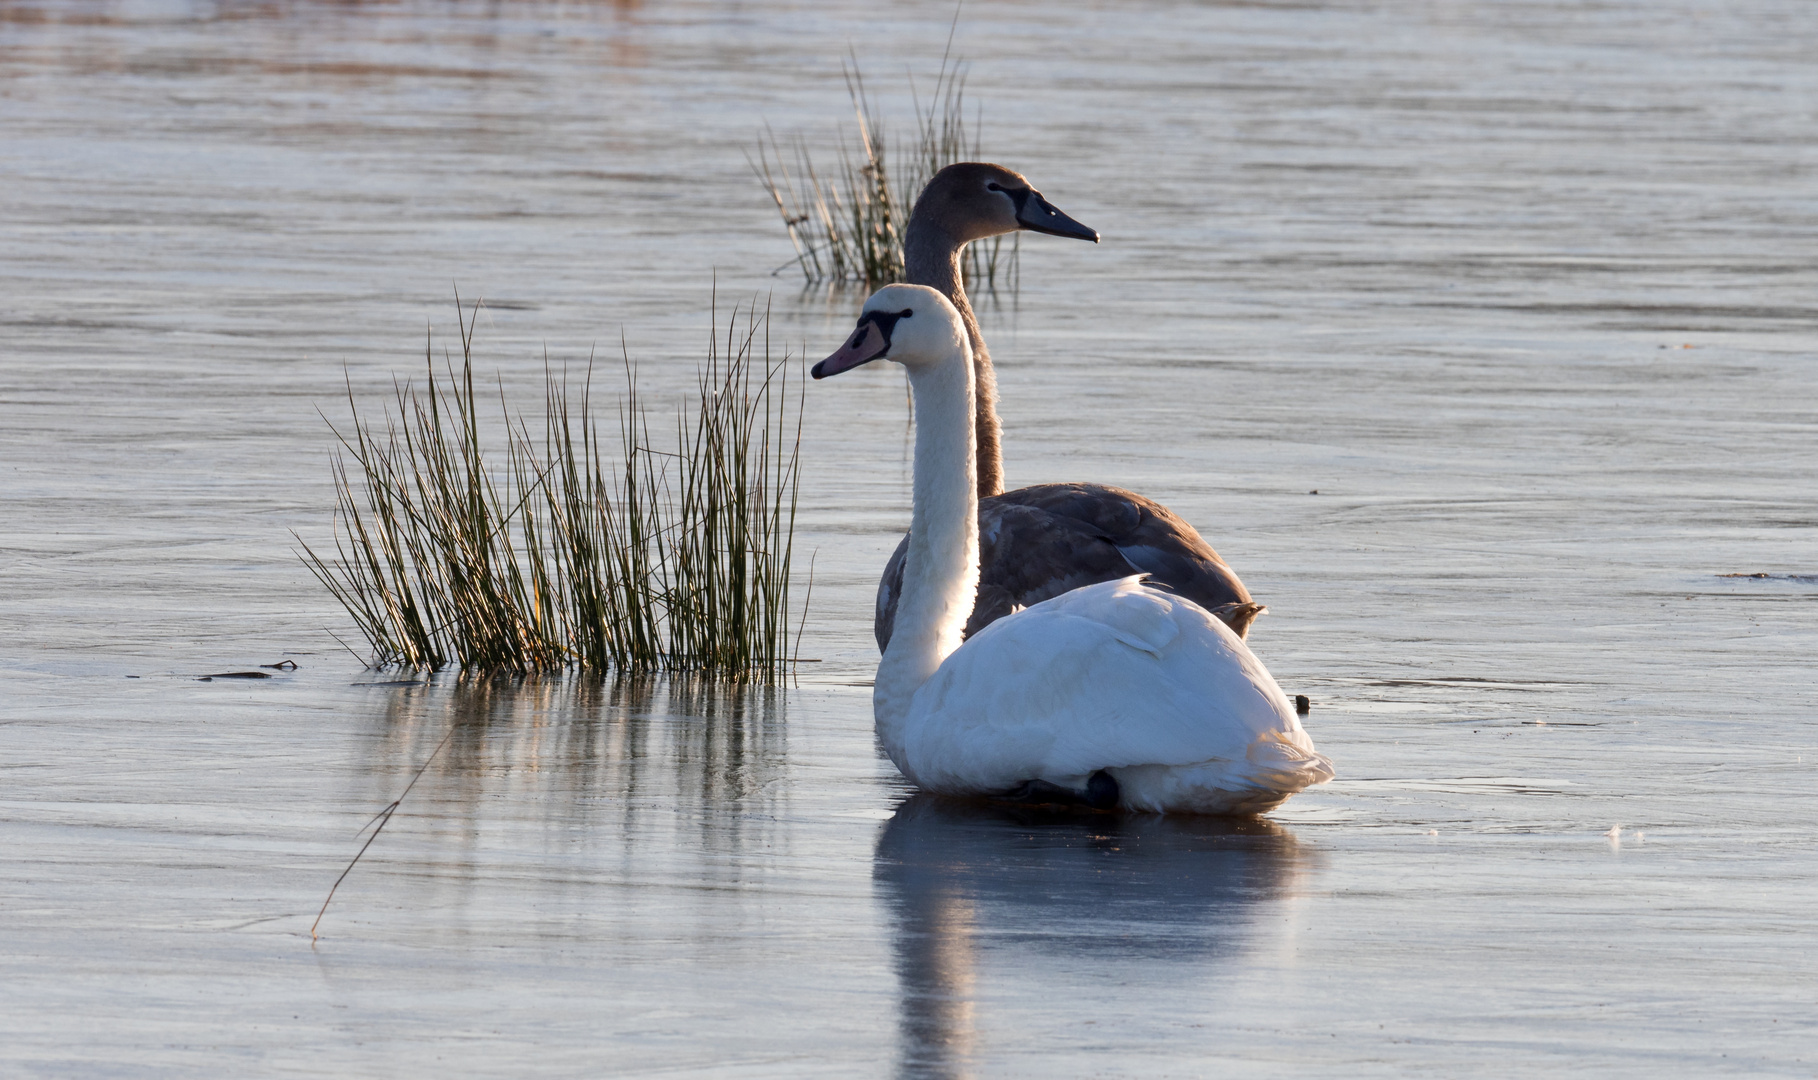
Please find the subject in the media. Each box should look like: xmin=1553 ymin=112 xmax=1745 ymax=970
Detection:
xmin=875 ymin=797 xmax=1317 ymax=1079
xmin=374 ymin=675 xmax=788 ymax=806
xmin=334 ymin=676 xmax=795 ymax=939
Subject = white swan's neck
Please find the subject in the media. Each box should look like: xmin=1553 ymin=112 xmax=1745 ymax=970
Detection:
xmin=873 ymin=337 xmax=979 ymax=766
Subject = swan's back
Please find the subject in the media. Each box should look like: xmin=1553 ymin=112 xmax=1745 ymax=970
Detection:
xmin=900 ymin=576 xmax=1332 ymax=814
xmin=874 ymin=483 xmax=1264 ymax=653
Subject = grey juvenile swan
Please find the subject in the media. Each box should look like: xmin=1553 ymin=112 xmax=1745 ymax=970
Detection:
xmin=874 ymin=162 xmax=1263 ymax=651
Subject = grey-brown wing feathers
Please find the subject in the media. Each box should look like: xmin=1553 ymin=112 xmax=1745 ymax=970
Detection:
xmin=875 ymin=482 xmax=1262 ymax=652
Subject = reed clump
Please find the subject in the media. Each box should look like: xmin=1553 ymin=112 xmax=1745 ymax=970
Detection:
xmin=298 ymin=296 xmax=804 ymax=682
xmin=752 ymin=56 xmax=1017 ymax=292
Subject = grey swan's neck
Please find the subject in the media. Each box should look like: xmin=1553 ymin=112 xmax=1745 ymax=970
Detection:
xmin=904 ymin=213 xmax=1003 ymax=498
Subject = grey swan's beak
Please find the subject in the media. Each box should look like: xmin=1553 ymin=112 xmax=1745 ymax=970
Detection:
xmin=813 ymin=320 xmax=890 ymax=380
xmin=1016 ymin=190 xmax=1099 ymax=243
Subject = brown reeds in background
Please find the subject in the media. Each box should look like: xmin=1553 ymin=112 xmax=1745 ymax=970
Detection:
xmin=298 ymin=296 xmax=804 ymax=682
xmin=752 ymin=55 xmax=1017 ymax=292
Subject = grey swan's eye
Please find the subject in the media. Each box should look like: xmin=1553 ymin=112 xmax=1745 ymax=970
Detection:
xmin=986 ymin=181 xmax=1032 ymax=211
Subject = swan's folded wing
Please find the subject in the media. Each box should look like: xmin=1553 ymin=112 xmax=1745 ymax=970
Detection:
xmin=876 ymin=482 xmax=1267 ymax=653
xmin=992 ymin=483 xmax=1263 ymax=637
xmin=969 ymin=501 xmax=1146 ymax=627
xmin=901 ymin=578 xmax=1304 ymax=794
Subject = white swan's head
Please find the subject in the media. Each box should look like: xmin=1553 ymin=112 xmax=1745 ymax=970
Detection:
xmin=812 ymin=284 xmax=968 ymax=380
xmin=913 ymin=162 xmax=1099 ymax=244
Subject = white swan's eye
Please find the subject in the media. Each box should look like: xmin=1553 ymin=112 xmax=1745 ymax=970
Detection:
xmin=898 ymin=309 xmax=913 ymax=319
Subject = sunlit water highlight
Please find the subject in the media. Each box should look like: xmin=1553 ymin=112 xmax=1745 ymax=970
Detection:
xmin=2 ymin=0 xmax=1815 ymax=1075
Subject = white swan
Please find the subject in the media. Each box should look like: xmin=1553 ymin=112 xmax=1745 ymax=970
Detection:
xmin=875 ymin=163 xmax=1263 ymax=653
xmin=815 ymin=285 xmax=1334 ymax=814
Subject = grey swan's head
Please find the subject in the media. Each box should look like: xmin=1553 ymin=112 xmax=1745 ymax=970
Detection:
xmin=910 ymin=162 xmax=1099 ymax=246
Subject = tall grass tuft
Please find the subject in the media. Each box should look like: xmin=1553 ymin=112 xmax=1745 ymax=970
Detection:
xmin=752 ymin=54 xmax=1018 ymax=292
xmin=298 ymin=295 xmax=804 ymax=682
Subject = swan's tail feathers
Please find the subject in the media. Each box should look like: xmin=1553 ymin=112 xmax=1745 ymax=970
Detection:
xmin=1207 ymin=601 xmax=1267 ymax=640
xmin=1110 ymin=731 xmax=1334 ymax=815
xmin=1244 ymin=729 xmax=1336 ymax=791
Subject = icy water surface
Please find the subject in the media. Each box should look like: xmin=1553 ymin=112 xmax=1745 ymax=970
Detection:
xmin=3 ymin=0 xmax=1817 ymax=1075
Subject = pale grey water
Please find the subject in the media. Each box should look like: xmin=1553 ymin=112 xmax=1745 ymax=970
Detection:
xmin=3 ymin=0 xmax=1816 ymax=1075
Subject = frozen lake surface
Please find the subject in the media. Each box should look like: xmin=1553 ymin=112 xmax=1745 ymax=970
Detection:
xmin=2 ymin=0 xmax=1816 ymax=1075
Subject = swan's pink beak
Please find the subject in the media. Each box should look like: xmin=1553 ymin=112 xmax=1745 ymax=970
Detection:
xmin=812 ymin=322 xmax=889 ymax=379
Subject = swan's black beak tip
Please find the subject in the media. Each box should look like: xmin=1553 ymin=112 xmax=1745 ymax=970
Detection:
xmin=1017 ymin=193 xmax=1099 ymax=243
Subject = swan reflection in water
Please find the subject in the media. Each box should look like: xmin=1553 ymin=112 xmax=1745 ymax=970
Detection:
xmin=874 ymin=796 xmax=1315 ymax=1079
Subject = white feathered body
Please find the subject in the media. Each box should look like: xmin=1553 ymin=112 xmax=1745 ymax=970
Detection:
xmin=883 ymin=575 xmax=1332 ymax=814
xmin=838 ymin=284 xmax=1333 ymax=816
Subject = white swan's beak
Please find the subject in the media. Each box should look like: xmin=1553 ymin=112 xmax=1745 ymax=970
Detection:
xmin=813 ymin=321 xmax=889 ymax=379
